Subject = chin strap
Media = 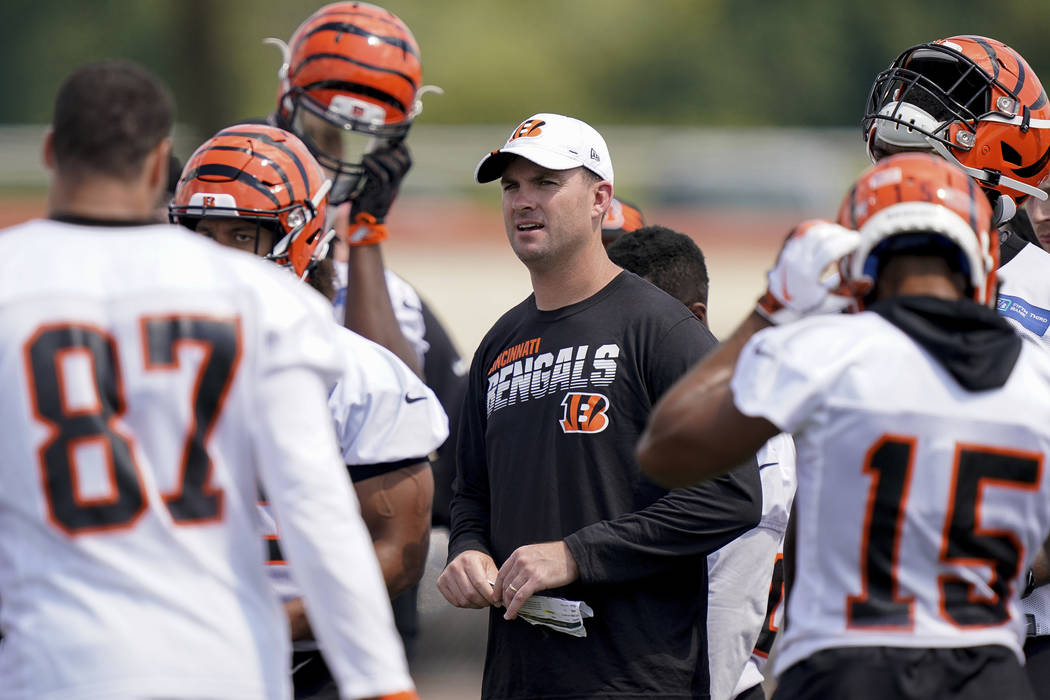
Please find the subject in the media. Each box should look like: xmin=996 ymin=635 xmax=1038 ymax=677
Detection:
xmin=927 ymin=137 xmax=1049 ymax=202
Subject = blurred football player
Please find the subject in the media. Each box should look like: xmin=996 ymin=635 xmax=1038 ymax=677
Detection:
xmin=1025 ymin=180 xmax=1050 ymax=251
xmin=171 ymin=122 xmax=448 ymax=698
xmin=864 ymin=37 xmax=1050 ymax=693
xmin=862 ymin=36 xmax=1050 ymax=339
xmin=263 ymin=7 xmax=467 ymax=654
xmin=608 ymin=226 xmax=796 ymax=700
xmin=0 ymin=59 xmax=412 ymax=700
xmin=640 ymin=152 xmax=1050 ymax=700
xmin=600 ymin=197 xmax=645 ymax=248
xmin=264 ymin=1 xmax=451 ymax=377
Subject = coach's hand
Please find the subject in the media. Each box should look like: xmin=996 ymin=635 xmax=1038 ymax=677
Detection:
xmin=495 ymin=541 xmax=579 ymax=620
xmin=437 ymin=549 xmax=500 ymax=609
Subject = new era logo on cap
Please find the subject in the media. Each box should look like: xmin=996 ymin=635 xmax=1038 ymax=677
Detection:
xmin=474 ymin=112 xmax=614 ymax=184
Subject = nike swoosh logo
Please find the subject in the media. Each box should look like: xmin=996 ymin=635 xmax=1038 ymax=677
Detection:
xmin=405 ymin=394 xmax=429 ymax=404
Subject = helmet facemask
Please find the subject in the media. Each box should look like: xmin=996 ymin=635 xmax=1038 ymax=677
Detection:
xmin=266 ymin=179 xmax=336 ymax=279
xmin=863 ymin=37 xmax=1050 ymax=205
xmin=865 ymin=44 xmax=991 ymax=162
xmin=286 ymin=87 xmax=411 ymax=204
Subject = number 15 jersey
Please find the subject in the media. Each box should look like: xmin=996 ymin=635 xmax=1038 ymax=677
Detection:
xmin=731 ymin=300 xmax=1050 ymax=678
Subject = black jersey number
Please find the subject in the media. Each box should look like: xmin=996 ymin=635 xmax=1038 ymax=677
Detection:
xmin=25 ymin=319 xmax=240 ymax=535
xmin=753 ymin=552 xmax=785 ymax=658
xmin=847 ymin=435 xmax=1041 ymax=630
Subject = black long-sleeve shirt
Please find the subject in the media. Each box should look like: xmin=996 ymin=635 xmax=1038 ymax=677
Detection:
xmin=449 ymin=271 xmax=762 ymax=700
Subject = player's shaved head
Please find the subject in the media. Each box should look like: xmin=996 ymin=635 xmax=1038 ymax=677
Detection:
xmin=51 ymin=60 xmax=173 ymax=181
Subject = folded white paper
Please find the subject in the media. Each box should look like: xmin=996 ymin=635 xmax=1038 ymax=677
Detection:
xmin=516 ymin=595 xmax=594 ymax=638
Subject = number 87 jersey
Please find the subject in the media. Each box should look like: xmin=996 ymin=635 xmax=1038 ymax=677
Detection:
xmin=730 ymin=309 xmax=1050 ymax=679
xmin=0 ymin=219 xmax=404 ymax=699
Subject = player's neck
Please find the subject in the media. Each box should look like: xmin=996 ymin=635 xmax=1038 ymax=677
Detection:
xmin=48 ymin=175 xmax=158 ymax=223
xmin=877 ymin=257 xmax=966 ymax=302
xmin=530 ymin=249 xmax=621 ymax=311
xmin=881 ymin=275 xmax=964 ymax=302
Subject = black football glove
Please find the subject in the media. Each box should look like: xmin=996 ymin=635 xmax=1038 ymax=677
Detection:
xmin=350 ymin=141 xmax=412 ymax=226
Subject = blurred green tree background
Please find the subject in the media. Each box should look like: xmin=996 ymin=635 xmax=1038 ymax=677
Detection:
xmin=3 ymin=0 xmax=1050 ymax=138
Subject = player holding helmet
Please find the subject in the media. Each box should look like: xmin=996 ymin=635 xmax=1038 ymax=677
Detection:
xmin=640 ymin=152 xmax=1050 ymax=699
xmin=261 ymin=3 xmax=469 ymax=661
xmin=864 ymin=36 xmax=1050 ymax=694
xmin=171 ymin=123 xmax=448 ymax=699
xmin=263 ymin=1 xmax=448 ymax=377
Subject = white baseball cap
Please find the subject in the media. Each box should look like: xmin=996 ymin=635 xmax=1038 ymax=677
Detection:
xmin=474 ymin=113 xmax=614 ymax=185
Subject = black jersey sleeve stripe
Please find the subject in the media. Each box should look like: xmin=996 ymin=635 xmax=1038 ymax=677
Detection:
xmin=266 ymin=538 xmax=285 ymax=565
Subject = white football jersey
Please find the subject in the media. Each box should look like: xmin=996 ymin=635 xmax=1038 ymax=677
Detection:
xmin=264 ymin=325 xmax=448 ymax=605
xmin=997 ymin=242 xmax=1050 ymax=633
xmin=0 ymin=220 xmax=411 ymax=699
xmin=997 ymin=242 xmax=1050 ymax=351
xmin=707 ymin=434 xmax=796 ymax=700
xmin=327 ymin=326 xmax=448 ymax=466
xmin=732 ymin=311 xmax=1050 ymax=678
xmin=331 ymin=260 xmax=429 ymax=368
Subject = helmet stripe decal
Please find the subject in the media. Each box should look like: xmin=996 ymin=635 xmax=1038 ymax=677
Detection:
xmin=209 ymin=144 xmax=294 ymax=202
xmin=1011 ymin=143 xmax=1050 ymax=179
xmin=304 ymin=21 xmax=419 ymax=59
xmin=320 ymin=7 xmax=405 ymax=32
xmin=968 ymin=36 xmax=1000 ymax=81
xmin=1032 ymin=88 xmax=1048 ymax=111
xmin=183 ymin=164 xmax=283 ymax=208
xmin=1010 ymin=54 xmax=1026 ymax=101
xmin=300 ymin=78 xmax=407 ymax=115
xmin=216 ymin=129 xmax=312 ymax=201
xmin=293 ymin=52 xmax=418 ymax=90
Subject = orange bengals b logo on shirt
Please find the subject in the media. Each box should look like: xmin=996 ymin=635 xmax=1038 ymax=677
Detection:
xmin=511 ymin=119 xmax=545 ymax=140
xmin=559 ymin=392 xmax=610 ymax=434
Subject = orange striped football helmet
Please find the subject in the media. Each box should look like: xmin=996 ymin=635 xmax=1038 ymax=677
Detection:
xmin=601 ymin=198 xmax=646 ymax=248
xmin=169 ymin=124 xmax=334 ymax=279
xmin=838 ymin=152 xmax=998 ymax=306
xmin=271 ymin=2 xmax=427 ymax=204
xmin=864 ymin=35 xmax=1050 ymax=207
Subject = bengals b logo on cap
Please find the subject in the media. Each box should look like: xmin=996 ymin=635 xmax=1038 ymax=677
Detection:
xmin=559 ymin=392 xmax=610 ymax=433
xmin=511 ymin=119 xmax=545 ymax=140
